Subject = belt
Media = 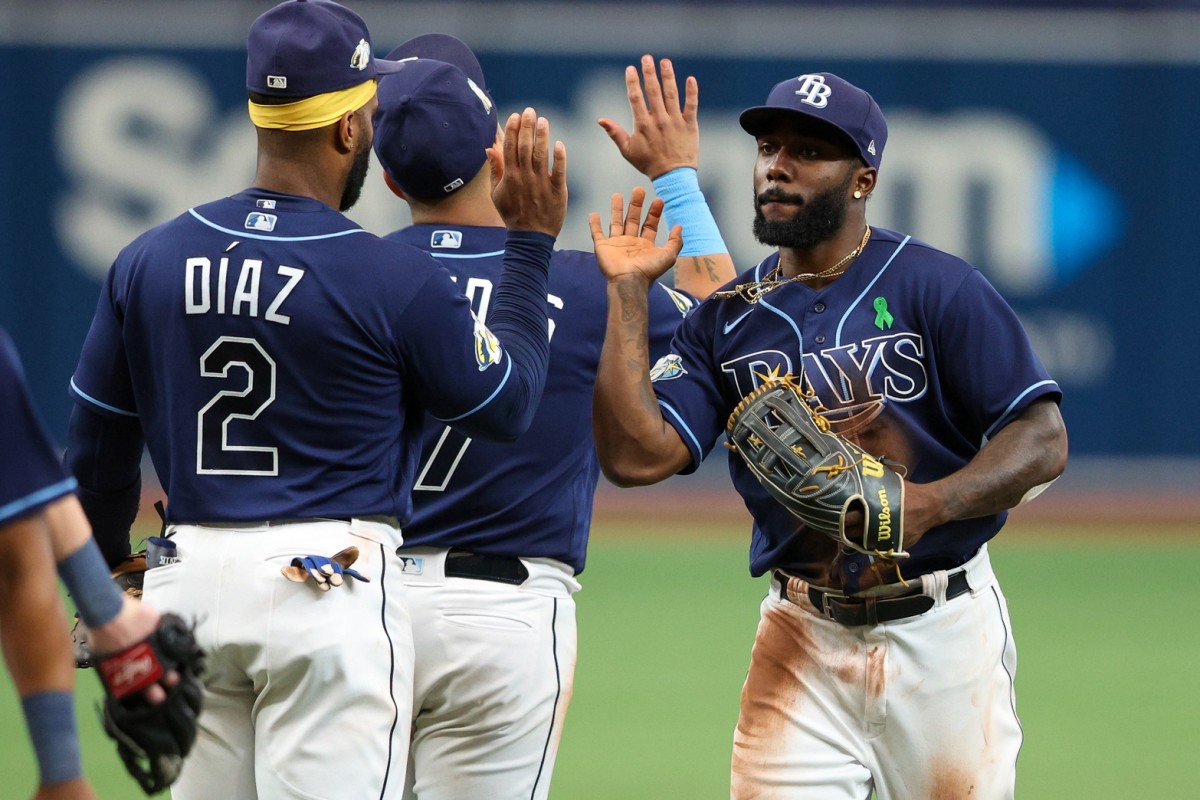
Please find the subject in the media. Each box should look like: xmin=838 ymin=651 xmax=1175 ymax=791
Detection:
xmin=444 ymin=550 xmax=529 ymax=585
xmin=775 ymin=570 xmax=970 ymax=626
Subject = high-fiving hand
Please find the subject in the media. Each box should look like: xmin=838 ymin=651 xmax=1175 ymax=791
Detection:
xmin=490 ymin=107 xmax=568 ymax=238
xmin=589 ymin=187 xmax=683 ymax=284
xmin=598 ymin=55 xmax=698 ymax=179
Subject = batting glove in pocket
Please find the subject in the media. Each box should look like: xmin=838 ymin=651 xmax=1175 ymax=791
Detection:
xmin=281 ymin=546 xmax=370 ymax=591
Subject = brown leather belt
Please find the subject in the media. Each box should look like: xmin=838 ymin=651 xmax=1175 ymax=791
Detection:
xmin=774 ymin=570 xmax=970 ymax=626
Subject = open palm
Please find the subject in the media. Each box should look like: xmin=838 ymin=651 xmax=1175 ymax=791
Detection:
xmin=589 ymin=187 xmax=683 ymax=283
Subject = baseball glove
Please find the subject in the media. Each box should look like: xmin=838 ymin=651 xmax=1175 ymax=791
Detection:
xmin=95 ymin=613 xmax=205 ymax=796
xmin=726 ymin=374 xmax=907 ymax=560
xmin=72 ymin=551 xmax=149 ymax=669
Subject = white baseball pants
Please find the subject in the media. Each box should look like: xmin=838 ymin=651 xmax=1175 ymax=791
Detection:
xmin=397 ymin=547 xmax=579 ymax=800
xmin=142 ymin=518 xmax=413 ymax=800
xmin=731 ymin=545 xmax=1021 ymax=799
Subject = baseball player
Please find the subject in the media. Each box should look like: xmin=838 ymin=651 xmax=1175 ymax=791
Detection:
xmin=0 ymin=328 xmax=185 ymax=800
xmin=61 ymin=1 xmax=572 ymax=797
xmin=590 ymin=73 xmax=1068 ymax=798
xmin=371 ymin=37 xmax=734 ymax=799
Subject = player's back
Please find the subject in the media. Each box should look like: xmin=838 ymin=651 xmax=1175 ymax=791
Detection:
xmin=71 ymin=190 xmax=488 ymax=525
xmin=389 ymin=224 xmax=690 ymax=573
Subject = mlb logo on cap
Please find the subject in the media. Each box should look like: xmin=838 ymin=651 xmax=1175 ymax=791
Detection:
xmin=739 ymin=72 xmax=888 ymax=169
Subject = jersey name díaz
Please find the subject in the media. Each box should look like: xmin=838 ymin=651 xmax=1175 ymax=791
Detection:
xmin=183 ymin=255 xmax=304 ymax=324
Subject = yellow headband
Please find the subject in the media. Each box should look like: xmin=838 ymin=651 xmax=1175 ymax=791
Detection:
xmin=248 ymin=80 xmax=377 ymax=131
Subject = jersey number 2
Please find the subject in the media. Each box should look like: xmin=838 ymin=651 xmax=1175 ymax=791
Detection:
xmin=196 ymin=336 xmax=278 ymax=475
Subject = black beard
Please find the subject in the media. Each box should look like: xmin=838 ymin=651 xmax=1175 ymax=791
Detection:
xmin=339 ymin=140 xmax=372 ymax=212
xmin=752 ymin=174 xmax=853 ymax=249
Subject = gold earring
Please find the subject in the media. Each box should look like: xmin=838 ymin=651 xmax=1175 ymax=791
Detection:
xmin=853 ymin=190 xmax=863 ymax=199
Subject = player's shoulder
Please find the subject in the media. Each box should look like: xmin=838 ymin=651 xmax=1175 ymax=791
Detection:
xmin=871 ymin=226 xmax=973 ymax=273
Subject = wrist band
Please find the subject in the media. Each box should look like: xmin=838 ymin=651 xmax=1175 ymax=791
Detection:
xmin=22 ymin=692 xmax=83 ymax=786
xmin=652 ymin=167 xmax=728 ymax=258
xmin=57 ymin=538 xmax=124 ymax=628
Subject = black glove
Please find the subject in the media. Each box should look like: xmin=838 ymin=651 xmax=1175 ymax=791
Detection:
xmin=95 ymin=613 xmax=205 ymax=795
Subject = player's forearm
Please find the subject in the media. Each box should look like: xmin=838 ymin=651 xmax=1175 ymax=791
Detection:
xmin=653 ymin=168 xmax=735 ymax=300
xmin=64 ymin=405 xmax=142 ymax=568
xmin=909 ymin=398 xmax=1068 ymax=534
xmin=459 ymin=231 xmax=554 ymax=441
xmin=0 ymin=514 xmax=75 ymax=696
xmin=674 ymin=254 xmax=736 ymax=300
xmin=594 ymin=276 xmax=691 ymax=486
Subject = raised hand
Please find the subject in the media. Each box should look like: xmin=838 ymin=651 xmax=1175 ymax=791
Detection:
xmin=598 ymin=55 xmax=698 ymax=179
xmin=490 ymin=107 xmax=568 ymax=237
xmin=589 ymin=187 xmax=683 ymax=284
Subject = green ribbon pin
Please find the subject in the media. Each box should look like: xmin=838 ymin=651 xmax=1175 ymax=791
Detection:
xmin=873 ymin=297 xmax=894 ymax=330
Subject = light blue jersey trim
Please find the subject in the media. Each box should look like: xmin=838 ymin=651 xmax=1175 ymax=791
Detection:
xmin=984 ymin=380 xmax=1061 ymax=439
xmin=657 ymin=399 xmax=704 ymax=460
xmin=759 ymin=296 xmax=805 ymax=352
xmin=0 ymin=478 xmax=78 ymax=525
xmin=188 ymin=209 xmax=372 ymax=242
xmin=429 ymin=250 xmax=506 ymax=260
xmin=836 ymin=235 xmax=911 ymax=346
xmin=70 ymin=379 xmax=138 ymax=417
xmin=436 ymin=357 xmax=513 ymax=423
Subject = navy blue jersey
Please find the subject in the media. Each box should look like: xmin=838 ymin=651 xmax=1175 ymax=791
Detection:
xmin=651 ymin=227 xmax=1061 ymax=581
xmin=69 ymin=189 xmax=553 ymax=525
xmin=389 ymin=225 xmax=694 ymax=573
xmin=0 ymin=329 xmax=77 ymax=525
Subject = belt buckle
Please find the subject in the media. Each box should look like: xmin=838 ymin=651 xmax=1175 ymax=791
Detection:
xmin=810 ymin=588 xmax=842 ymax=620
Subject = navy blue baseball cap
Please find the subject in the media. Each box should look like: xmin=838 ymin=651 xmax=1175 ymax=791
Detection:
xmin=373 ymin=56 xmax=499 ymax=199
xmin=388 ymin=33 xmax=491 ymax=94
xmin=739 ymin=73 xmax=887 ymax=169
xmin=246 ymin=0 xmax=405 ymax=99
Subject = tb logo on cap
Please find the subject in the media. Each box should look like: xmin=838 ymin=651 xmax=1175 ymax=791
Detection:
xmin=794 ymin=74 xmax=832 ymax=108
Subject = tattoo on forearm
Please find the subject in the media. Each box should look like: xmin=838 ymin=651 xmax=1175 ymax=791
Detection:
xmin=616 ymin=280 xmax=645 ymax=325
xmin=679 ymin=256 xmax=720 ymax=283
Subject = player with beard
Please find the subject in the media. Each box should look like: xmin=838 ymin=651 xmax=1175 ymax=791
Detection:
xmin=590 ymin=71 xmax=1066 ymax=797
xmin=61 ymin=1 xmax=571 ymax=797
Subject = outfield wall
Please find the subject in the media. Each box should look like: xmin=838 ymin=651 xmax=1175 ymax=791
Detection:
xmin=2 ymin=1 xmax=1197 ymax=486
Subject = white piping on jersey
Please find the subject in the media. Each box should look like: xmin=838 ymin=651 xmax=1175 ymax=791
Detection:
xmin=0 ymin=478 xmax=78 ymax=525
xmin=983 ymin=379 xmax=1060 ymax=441
xmin=434 ymin=356 xmax=512 ymax=423
xmin=657 ymin=399 xmax=704 ymax=459
xmin=428 ymin=249 xmax=506 ymax=259
xmin=835 ymin=235 xmax=911 ymax=347
xmin=187 ymin=209 xmax=372 ymax=241
xmin=71 ymin=378 xmax=138 ymax=417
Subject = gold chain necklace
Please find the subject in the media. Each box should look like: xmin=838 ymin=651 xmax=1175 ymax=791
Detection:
xmin=714 ymin=226 xmax=872 ymax=304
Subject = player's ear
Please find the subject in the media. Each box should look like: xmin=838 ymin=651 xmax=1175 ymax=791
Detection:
xmin=853 ymin=166 xmax=877 ymax=201
xmin=383 ymin=171 xmax=407 ymax=200
xmin=334 ymin=110 xmax=357 ymax=155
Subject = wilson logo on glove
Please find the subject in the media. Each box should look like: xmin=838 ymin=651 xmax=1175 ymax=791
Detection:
xmin=726 ymin=372 xmax=908 ymax=565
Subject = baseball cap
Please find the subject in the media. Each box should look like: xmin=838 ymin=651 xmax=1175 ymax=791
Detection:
xmin=373 ymin=57 xmax=499 ymax=199
xmin=246 ymin=0 xmax=404 ymax=100
xmin=388 ymin=33 xmax=491 ymax=94
xmin=739 ymin=73 xmax=887 ymax=169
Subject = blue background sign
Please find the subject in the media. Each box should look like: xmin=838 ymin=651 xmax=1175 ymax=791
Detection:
xmin=2 ymin=1 xmax=1197 ymax=467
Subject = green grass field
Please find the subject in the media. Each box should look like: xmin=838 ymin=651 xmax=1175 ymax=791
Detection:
xmin=2 ymin=520 xmax=1195 ymax=798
